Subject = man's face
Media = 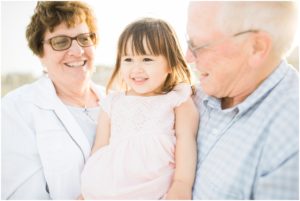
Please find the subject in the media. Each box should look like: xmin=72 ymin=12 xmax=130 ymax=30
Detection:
xmin=186 ymin=2 xmax=251 ymax=99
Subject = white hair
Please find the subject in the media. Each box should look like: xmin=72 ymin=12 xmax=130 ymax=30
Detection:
xmin=217 ymin=1 xmax=299 ymax=58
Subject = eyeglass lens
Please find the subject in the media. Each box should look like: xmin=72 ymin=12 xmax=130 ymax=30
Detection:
xmin=188 ymin=29 xmax=258 ymax=58
xmin=49 ymin=33 xmax=96 ymax=51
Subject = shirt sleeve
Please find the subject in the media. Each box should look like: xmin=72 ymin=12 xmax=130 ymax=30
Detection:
xmin=253 ymin=95 xmax=299 ymax=199
xmin=100 ymin=92 xmax=117 ymax=117
xmin=254 ymin=153 xmax=298 ymax=199
xmin=170 ymin=83 xmax=192 ymax=107
xmin=1 ymin=95 xmax=50 ymax=199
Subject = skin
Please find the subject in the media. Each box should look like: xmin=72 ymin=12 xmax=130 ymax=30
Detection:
xmin=120 ymin=39 xmax=171 ymax=96
xmin=91 ymin=39 xmax=198 ymax=200
xmin=40 ymin=22 xmax=98 ymax=106
xmin=186 ymin=2 xmax=277 ymax=109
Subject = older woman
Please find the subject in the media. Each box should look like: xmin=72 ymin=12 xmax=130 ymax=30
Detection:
xmin=1 ymin=1 xmax=105 ymax=199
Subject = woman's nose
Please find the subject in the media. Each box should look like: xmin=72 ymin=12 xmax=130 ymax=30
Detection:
xmin=67 ymin=40 xmax=84 ymax=56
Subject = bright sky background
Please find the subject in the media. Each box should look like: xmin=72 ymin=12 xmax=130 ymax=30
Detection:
xmin=1 ymin=0 xmax=189 ymax=75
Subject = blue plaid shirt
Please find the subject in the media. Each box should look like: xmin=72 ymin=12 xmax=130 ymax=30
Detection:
xmin=192 ymin=60 xmax=299 ymax=199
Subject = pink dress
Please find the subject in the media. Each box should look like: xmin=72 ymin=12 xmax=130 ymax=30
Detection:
xmin=81 ymin=83 xmax=191 ymax=199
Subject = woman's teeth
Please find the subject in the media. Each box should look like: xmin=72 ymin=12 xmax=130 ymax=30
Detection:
xmin=65 ymin=60 xmax=86 ymax=68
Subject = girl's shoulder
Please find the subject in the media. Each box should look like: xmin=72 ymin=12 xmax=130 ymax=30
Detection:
xmin=171 ymin=83 xmax=192 ymax=94
xmin=103 ymin=90 xmax=124 ymax=103
xmin=166 ymin=83 xmax=192 ymax=107
xmin=100 ymin=91 xmax=125 ymax=116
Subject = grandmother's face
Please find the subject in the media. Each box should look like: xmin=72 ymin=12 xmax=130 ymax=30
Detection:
xmin=40 ymin=22 xmax=96 ymax=88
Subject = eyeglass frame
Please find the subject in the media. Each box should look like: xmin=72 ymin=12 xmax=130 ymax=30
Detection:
xmin=42 ymin=32 xmax=97 ymax=51
xmin=187 ymin=29 xmax=259 ymax=58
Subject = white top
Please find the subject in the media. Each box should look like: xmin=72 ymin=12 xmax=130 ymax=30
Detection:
xmin=1 ymin=76 xmax=105 ymax=199
xmin=67 ymin=105 xmax=100 ymax=147
xmin=81 ymin=83 xmax=191 ymax=199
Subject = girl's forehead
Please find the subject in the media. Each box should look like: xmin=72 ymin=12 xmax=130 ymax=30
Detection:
xmin=123 ymin=37 xmax=152 ymax=55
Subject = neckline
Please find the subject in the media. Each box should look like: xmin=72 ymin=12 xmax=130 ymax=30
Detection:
xmin=66 ymin=104 xmax=100 ymax=111
xmin=122 ymin=91 xmax=168 ymax=98
xmin=58 ymin=86 xmax=100 ymax=108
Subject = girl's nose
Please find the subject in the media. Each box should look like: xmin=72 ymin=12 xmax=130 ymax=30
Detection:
xmin=131 ymin=62 xmax=144 ymax=73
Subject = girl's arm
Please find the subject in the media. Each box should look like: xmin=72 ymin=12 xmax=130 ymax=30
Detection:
xmin=80 ymin=109 xmax=111 ymax=200
xmin=166 ymin=97 xmax=199 ymax=199
xmin=90 ymin=108 xmax=111 ymax=155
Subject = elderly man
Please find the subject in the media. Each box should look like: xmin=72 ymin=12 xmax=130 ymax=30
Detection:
xmin=186 ymin=1 xmax=299 ymax=199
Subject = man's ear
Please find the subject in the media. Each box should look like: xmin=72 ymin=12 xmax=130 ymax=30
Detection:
xmin=248 ymin=32 xmax=272 ymax=67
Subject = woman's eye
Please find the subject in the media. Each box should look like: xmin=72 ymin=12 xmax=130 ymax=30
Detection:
xmin=143 ymin=58 xmax=153 ymax=62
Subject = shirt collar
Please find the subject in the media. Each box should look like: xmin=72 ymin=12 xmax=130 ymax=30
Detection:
xmin=202 ymin=60 xmax=289 ymax=114
xmin=237 ymin=60 xmax=289 ymax=114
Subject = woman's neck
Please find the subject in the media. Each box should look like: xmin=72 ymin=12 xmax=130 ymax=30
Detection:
xmin=54 ymin=81 xmax=99 ymax=108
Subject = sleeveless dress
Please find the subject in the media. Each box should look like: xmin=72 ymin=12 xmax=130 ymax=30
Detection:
xmin=81 ymin=83 xmax=191 ymax=199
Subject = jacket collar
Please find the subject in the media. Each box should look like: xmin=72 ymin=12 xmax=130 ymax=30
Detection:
xmin=31 ymin=75 xmax=104 ymax=109
xmin=201 ymin=60 xmax=289 ymax=115
xmin=29 ymin=75 xmax=101 ymax=161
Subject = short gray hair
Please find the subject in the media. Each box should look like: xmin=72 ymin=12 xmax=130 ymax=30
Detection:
xmin=217 ymin=1 xmax=299 ymax=58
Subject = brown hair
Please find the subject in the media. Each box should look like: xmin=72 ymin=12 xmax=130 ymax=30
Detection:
xmin=107 ymin=17 xmax=193 ymax=94
xmin=26 ymin=1 xmax=98 ymax=57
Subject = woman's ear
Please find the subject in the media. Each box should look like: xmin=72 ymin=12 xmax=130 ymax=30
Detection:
xmin=39 ymin=59 xmax=48 ymax=72
xmin=248 ymin=32 xmax=272 ymax=67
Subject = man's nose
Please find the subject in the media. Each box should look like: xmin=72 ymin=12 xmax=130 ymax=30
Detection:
xmin=185 ymin=48 xmax=196 ymax=63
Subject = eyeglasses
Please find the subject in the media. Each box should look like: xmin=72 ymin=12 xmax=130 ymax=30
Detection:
xmin=43 ymin=33 xmax=96 ymax=51
xmin=187 ymin=29 xmax=259 ymax=58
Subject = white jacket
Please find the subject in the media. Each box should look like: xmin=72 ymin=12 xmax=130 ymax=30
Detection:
xmin=1 ymin=76 xmax=105 ymax=199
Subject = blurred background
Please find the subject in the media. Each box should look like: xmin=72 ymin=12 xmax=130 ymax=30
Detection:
xmin=1 ymin=0 xmax=299 ymax=97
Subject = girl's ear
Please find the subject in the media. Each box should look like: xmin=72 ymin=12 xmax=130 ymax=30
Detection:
xmin=248 ymin=32 xmax=272 ymax=68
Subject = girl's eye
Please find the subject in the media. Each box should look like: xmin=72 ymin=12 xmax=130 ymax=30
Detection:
xmin=124 ymin=58 xmax=132 ymax=62
xmin=143 ymin=58 xmax=153 ymax=62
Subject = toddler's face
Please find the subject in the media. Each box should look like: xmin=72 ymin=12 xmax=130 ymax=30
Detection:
xmin=120 ymin=40 xmax=171 ymax=96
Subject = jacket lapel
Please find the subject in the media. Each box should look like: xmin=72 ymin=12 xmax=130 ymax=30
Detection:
xmin=31 ymin=76 xmax=91 ymax=162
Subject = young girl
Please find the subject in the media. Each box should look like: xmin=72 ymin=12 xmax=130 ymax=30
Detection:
xmin=81 ymin=18 xmax=199 ymax=199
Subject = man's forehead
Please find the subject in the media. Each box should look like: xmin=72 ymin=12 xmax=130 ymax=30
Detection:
xmin=187 ymin=20 xmax=224 ymax=44
xmin=187 ymin=2 xmax=221 ymax=35
xmin=188 ymin=2 xmax=220 ymax=19
xmin=188 ymin=2 xmax=221 ymax=11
